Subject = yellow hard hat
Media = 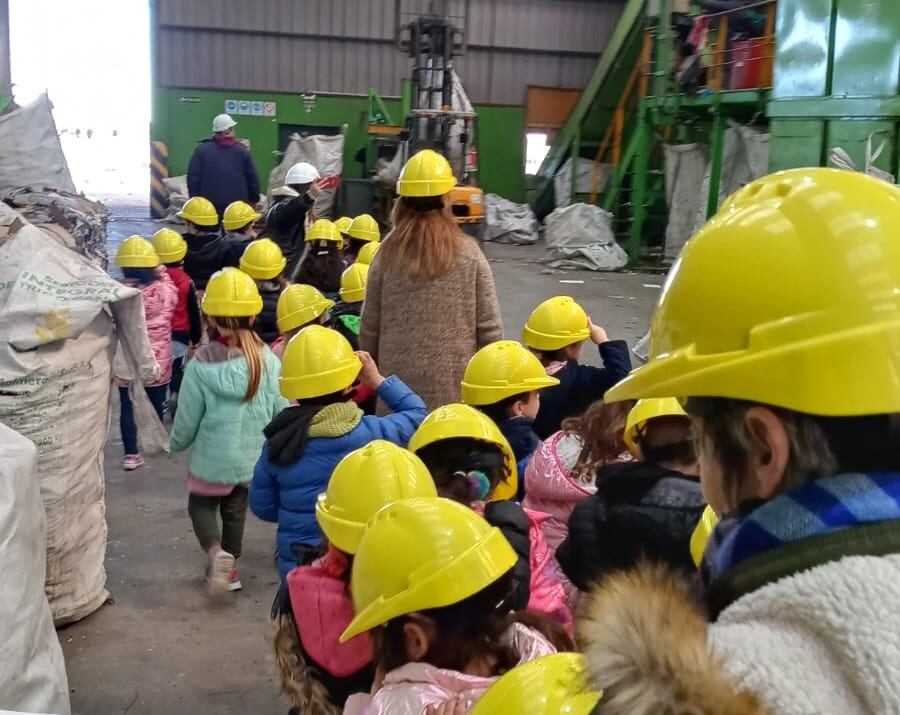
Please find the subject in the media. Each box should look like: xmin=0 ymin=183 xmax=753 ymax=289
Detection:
xmin=334 ymin=216 xmax=353 ymax=235
xmin=461 ymin=340 xmax=560 ymax=406
xmin=305 ymin=218 xmax=342 ymax=244
xmin=316 ymin=441 xmax=437 ymax=555
xmin=116 ymin=236 xmax=159 ymax=268
xmin=151 ymin=228 xmax=187 ymax=264
xmin=280 ymin=325 xmax=362 ymax=400
xmin=356 ymin=241 xmax=381 ymax=266
xmin=339 ymin=263 xmax=369 ymax=304
xmin=348 ymin=213 xmax=380 ymax=242
xmin=276 ymin=284 xmax=334 ymax=333
xmin=623 ymin=398 xmax=688 ymax=457
xmin=239 ymin=238 xmax=287 ymax=280
xmin=340 ymin=497 xmax=517 ymax=642
xmin=202 ymin=267 xmax=263 ymax=317
xmin=690 ymin=505 xmax=719 ymax=567
xmin=222 ymin=201 xmax=261 ymax=232
xmin=522 ymin=296 xmax=592 ymax=351
xmin=471 ymin=654 xmax=602 ymax=715
xmin=397 ymin=149 xmax=457 ymax=197
xmin=606 ymin=168 xmax=900 ymax=416
xmin=408 ymin=403 xmax=518 ymax=501
xmin=177 ymin=196 xmax=219 ymax=227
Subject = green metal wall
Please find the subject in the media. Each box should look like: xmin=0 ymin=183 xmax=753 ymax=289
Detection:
xmin=768 ymin=0 xmax=900 ymax=176
xmin=152 ymin=87 xmax=526 ymax=202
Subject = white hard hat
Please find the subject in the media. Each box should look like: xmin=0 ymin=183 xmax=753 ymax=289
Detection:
xmin=285 ymin=162 xmax=320 ymax=186
xmin=212 ymin=113 xmax=237 ymax=133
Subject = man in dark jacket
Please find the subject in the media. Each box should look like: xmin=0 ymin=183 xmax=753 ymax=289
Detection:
xmin=187 ymin=114 xmax=261 ymax=219
xmin=264 ymin=161 xmax=322 ymax=271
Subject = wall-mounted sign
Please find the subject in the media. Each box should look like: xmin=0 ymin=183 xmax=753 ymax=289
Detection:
xmin=264 ymin=101 xmax=277 ymax=117
xmin=225 ymin=99 xmax=238 ymax=113
xmin=225 ymin=99 xmax=277 ymax=118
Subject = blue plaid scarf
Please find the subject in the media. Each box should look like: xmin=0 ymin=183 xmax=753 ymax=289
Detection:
xmin=701 ymin=472 xmax=900 ymax=587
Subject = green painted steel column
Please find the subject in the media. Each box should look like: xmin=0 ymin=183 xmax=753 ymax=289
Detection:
xmin=628 ymin=106 xmax=653 ymax=265
xmin=571 ymin=126 xmax=581 ymax=204
xmin=653 ymin=0 xmax=672 ymax=100
xmin=706 ymin=102 xmax=726 ymax=218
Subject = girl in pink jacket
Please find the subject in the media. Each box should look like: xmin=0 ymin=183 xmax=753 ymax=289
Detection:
xmin=114 ymin=238 xmax=178 ymax=471
xmin=341 ymin=498 xmax=572 ymax=715
xmin=409 ymin=405 xmax=572 ymax=633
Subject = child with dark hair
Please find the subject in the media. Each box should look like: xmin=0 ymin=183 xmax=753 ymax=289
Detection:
xmin=291 ymin=219 xmax=345 ymax=295
xmin=249 ymin=326 xmax=427 ymax=579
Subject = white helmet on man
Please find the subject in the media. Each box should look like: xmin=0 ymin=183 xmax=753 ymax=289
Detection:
xmin=285 ymin=162 xmax=320 ymax=186
xmin=212 ymin=113 xmax=237 ymax=133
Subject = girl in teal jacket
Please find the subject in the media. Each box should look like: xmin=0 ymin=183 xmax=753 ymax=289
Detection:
xmin=170 ymin=268 xmax=288 ymax=595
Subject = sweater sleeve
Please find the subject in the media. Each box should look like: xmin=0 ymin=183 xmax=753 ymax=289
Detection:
xmin=358 ymin=259 xmax=383 ymax=360
xmin=187 ymin=280 xmax=202 ymax=345
xmin=569 ymin=339 xmax=633 ymax=399
xmin=474 ymin=249 xmax=504 ymax=346
xmin=369 ymin=375 xmax=428 ymax=446
xmin=249 ymin=447 xmax=281 ymax=523
xmin=169 ymin=359 xmax=206 ymax=452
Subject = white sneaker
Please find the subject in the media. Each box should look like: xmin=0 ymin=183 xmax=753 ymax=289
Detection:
xmin=208 ymin=551 xmax=236 ymax=596
xmin=123 ymin=454 xmax=144 ymax=471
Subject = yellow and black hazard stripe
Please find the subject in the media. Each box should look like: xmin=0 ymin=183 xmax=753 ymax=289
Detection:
xmin=150 ymin=141 xmax=169 ymax=219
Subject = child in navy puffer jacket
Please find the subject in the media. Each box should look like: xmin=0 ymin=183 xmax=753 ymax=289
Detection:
xmin=249 ymin=326 xmax=427 ymax=579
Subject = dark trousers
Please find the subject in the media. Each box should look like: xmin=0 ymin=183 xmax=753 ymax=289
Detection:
xmin=188 ymin=486 xmax=249 ymax=559
xmin=119 ymin=384 xmax=168 ymax=455
xmin=170 ymin=356 xmax=185 ymax=395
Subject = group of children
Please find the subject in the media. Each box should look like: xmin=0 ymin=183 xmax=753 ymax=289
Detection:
xmin=111 ymin=153 xmax=712 ymax=714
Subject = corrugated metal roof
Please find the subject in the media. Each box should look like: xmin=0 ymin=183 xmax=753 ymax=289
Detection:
xmin=156 ymin=0 xmax=625 ymax=104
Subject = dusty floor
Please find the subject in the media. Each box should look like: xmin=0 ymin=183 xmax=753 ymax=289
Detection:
xmin=59 ymin=207 xmax=659 ymax=715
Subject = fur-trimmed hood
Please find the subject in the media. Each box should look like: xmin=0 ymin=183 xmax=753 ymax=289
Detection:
xmin=577 ymin=563 xmax=769 ymax=715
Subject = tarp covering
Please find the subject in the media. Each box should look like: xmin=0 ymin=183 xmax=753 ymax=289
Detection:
xmin=0 ymin=424 xmax=70 ymax=715
xmin=553 ymin=157 xmax=609 ymax=208
xmin=0 ymin=94 xmax=75 ymax=195
xmin=269 ymin=134 xmax=345 ymax=217
xmin=480 ymin=193 xmax=540 ymax=245
xmin=544 ymin=202 xmax=627 ymax=271
xmin=0 ymin=212 xmax=160 ymax=625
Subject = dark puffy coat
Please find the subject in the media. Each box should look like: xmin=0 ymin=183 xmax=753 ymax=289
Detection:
xmin=533 ymin=340 xmax=633 ymax=439
xmin=264 ymin=193 xmax=314 ymax=268
xmin=331 ymin=301 xmax=361 ymax=350
xmin=254 ymin=281 xmax=282 ymax=344
xmin=187 ymin=139 xmax=260 ymax=217
xmin=556 ymin=462 xmax=706 ymax=591
xmin=183 ymin=232 xmax=243 ymax=291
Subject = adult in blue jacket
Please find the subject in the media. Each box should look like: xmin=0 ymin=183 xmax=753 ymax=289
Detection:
xmin=187 ymin=113 xmax=261 ymax=219
xmin=249 ymin=326 xmax=427 ymax=579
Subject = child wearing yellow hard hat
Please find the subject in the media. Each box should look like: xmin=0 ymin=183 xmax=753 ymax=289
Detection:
xmin=342 ymin=213 xmax=380 ymax=263
xmin=408 ymin=404 xmax=572 ymax=632
xmin=522 ymin=296 xmax=631 ymax=439
xmin=555 ymin=397 xmax=704 ymax=594
xmin=238 ymin=237 xmax=288 ymax=344
xmin=113 ymin=237 xmax=178 ymax=471
xmin=221 ymin=199 xmax=261 ymax=258
xmin=151 ymin=228 xmax=202 ymax=414
xmin=461 ymin=340 xmax=559 ymax=495
xmin=270 ymin=284 xmax=335 ymax=359
xmin=292 ymin=218 xmax=345 ymax=295
xmin=249 ymin=326 xmax=427 ymax=579
xmin=340 ymin=497 xmax=572 ymax=713
xmin=178 ymin=197 xmax=229 ymax=292
xmin=169 ymin=268 xmax=287 ymax=595
xmin=334 ymin=216 xmax=353 ymax=266
xmin=272 ymin=441 xmax=436 ymax=711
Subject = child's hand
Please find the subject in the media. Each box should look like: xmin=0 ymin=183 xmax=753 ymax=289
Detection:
xmin=356 ymin=351 xmax=385 ymax=391
xmin=426 ymin=697 xmax=468 ymax=715
xmin=589 ymin=318 xmax=608 ymax=345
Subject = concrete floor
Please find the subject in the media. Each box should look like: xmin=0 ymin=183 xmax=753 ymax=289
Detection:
xmin=59 ymin=210 xmax=659 ymax=715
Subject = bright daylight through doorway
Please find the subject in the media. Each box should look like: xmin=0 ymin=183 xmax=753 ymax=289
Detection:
xmin=9 ymin=0 xmax=150 ymax=207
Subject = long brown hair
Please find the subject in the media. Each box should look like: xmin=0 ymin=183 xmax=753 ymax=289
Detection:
xmin=561 ymin=400 xmax=633 ymax=480
xmin=379 ymin=195 xmax=468 ymax=279
xmin=210 ymin=316 xmax=265 ymax=402
xmin=373 ymin=572 xmax=573 ymax=676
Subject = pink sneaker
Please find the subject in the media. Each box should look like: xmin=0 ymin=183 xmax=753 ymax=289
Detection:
xmin=228 ymin=568 xmax=242 ymax=592
xmin=123 ymin=454 xmax=144 ymax=471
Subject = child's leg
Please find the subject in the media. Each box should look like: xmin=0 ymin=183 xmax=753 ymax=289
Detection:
xmin=145 ymin=384 xmax=169 ymax=421
xmin=188 ymin=493 xmax=222 ymax=552
xmin=219 ymin=485 xmax=249 ymax=559
xmin=170 ymin=356 xmax=185 ymax=395
xmin=118 ymin=386 xmax=139 ymax=455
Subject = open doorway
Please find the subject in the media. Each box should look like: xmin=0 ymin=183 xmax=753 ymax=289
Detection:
xmin=8 ymin=0 xmax=150 ymax=208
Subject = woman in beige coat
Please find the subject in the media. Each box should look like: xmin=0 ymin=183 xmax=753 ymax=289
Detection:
xmin=360 ymin=150 xmax=502 ymax=409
